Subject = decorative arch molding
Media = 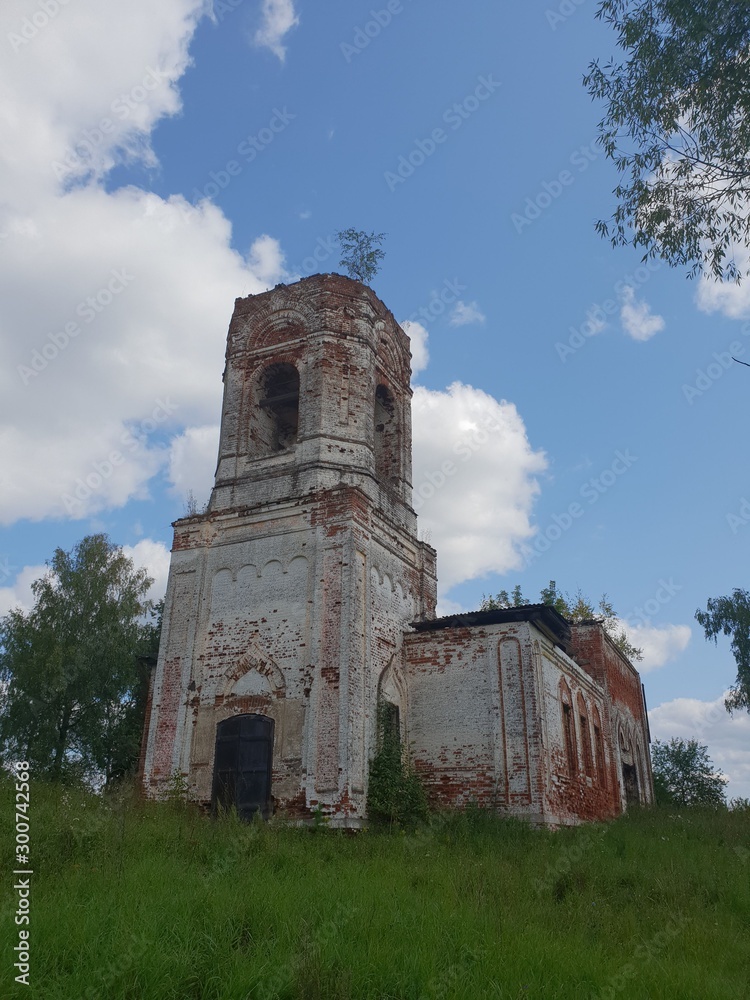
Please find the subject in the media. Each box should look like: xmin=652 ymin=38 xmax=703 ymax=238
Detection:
xmin=591 ymin=703 xmax=607 ymax=787
xmin=378 ymin=653 xmax=408 ymax=710
xmin=559 ymin=677 xmax=578 ymax=776
xmin=216 ymin=640 xmax=286 ymax=703
xmin=370 ymin=565 xmax=393 ymax=591
xmin=618 ymin=723 xmax=632 ymax=763
xmin=370 ymin=564 xmax=413 ymax=605
xmin=240 ymin=305 xmax=317 ymax=353
xmin=374 ymin=324 xmax=411 ymax=388
xmin=212 ymin=555 xmax=308 ymax=587
xmin=559 ymin=676 xmax=573 ymax=706
xmin=576 ymin=692 xmax=594 ymax=777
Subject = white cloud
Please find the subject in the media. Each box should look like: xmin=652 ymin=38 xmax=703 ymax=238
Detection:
xmin=412 ymin=383 xmax=546 ymax=593
xmin=435 ymin=597 xmax=468 ymax=618
xmin=695 ymin=245 xmax=750 ymax=317
xmin=0 ymin=564 xmax=48 ymax=615
xmin=400 ymin=320 xmax=429 ymax=377
xmin=123 ymin=539 xmax=171 ymax=603
xmin=619 ymin=285 xmax=665 ymax=341
xmin=253 ymin=0 xmax=299 ymax=61
xmin=620 ymin=621 xmax=692 ymax=673
xmin=167 ymin=424 xmax=220 ymax=501
xmin=584 ymin=306 xmax=607 ymax=337
xmin=0 ymin=540 xmax=171 ymax=618
xmin=1 ymin=192 xmax=283 ymax=522
xmin=1 ymin=0 xmax=208 ymax=199
xmin=449 ymin=300 xmax=486 ymax=327
xmin=0 ymin=2 xmax=286 ymax=525
xmin=247 ymin=232 xmax=288 ymax=285
xmin=649 ymin=693 xmax=750 ymax=800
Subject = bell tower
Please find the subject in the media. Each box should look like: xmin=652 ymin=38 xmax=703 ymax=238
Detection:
xmin=141 ymin=274 xmax=437 ymax=825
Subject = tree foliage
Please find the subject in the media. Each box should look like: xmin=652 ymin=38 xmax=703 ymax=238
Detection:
xmin=585 ymin=1 xmax=750 ymax=281
xmin=696 ymin=588 xmax=750 ymax=714
xmin=480 ymin=580 xmax=643 ymax=661
xmin=336 ymin=228 xmax=386 ymax=283
xmin=651 ymin=737 xmax=727 ymax=807
xmin=366 ymin=701 xmax=427 ymax=828
xmin=0 ymin=535 xmax=158 ymax=785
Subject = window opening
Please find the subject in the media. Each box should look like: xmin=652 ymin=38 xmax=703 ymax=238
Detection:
xmin=374 ymin=384 xmax=398 ymax=484
xmin=562 ymin=702 xmax=577 ymax=776
xmin=258 ymin=363 xmax=299 ymax=452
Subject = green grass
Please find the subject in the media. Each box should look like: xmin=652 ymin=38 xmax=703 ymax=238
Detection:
xmin=2 ymin=780 xmax=749 ymax=999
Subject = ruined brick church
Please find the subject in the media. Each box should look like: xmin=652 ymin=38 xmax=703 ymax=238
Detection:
xmin=141 ymin=273 xmax=653 ymax=826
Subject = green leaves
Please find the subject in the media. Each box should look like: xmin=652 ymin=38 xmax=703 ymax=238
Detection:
xmin=367 ymin=700 xmax=427 ymax=828
xmin=696 ymin=588 xmax=750 ymax=713
xmin=480 ymin=580 xmax=643 ymax=661
xmin=0 ymin=534 xmax=156 ymax=785
xmin=651 ymin=737 xmax=727 ymax=807
xmin=336 ymin=228 xmax=386 ymax=284
xmin=586 ymin=0 xmax=750 ymax=280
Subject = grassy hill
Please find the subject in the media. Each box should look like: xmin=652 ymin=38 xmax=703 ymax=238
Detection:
xmin=2 ymin=779 xmax=749 ymax=999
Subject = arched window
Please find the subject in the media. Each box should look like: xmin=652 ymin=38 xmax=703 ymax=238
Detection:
xmin=559 ymin=680 xmax=578 ymax=777
xmin=591 ymin=704 xmax=606 ymax=787
xmin=374 ymin=384 xmax=398 ymax=484
xmin=577 ymin=693 xmax=594 ymax=778
xmin=619 ymin=726 xmax=640 ymax=805
xmin=255 ymin=363 xmax=299 ymax=455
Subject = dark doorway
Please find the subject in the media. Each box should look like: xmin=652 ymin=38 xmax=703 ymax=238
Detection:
xmin=211 ymin=714 xmax=274 ymax=820
xmin=381 ymin=701 xmax=400 ymax=743
xmin=622 ymin=763 xmax=639 ymax=806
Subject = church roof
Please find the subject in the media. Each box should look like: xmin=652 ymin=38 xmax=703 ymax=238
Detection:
xmin=410 ymin=603 xmax=572 ymax=652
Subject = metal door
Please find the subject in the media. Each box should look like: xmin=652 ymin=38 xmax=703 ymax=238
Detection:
xmin=211 ymin=714 xmax=274 ymax=820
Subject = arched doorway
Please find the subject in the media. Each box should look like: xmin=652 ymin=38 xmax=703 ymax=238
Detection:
xmin=619 ymin=727 xmax=640 ymax=806
xmin=211 ymin=714 xmax=274 ymax=820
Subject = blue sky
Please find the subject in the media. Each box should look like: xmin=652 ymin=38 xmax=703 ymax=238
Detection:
xmin=2 ymin=0 xmax=749 ymax=795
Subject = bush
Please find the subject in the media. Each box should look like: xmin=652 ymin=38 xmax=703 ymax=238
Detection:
xmin=366 ymin=701 xmax=427 ymax=829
